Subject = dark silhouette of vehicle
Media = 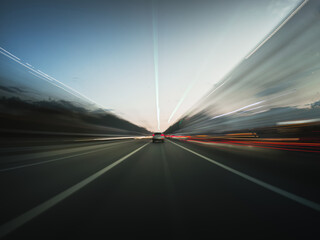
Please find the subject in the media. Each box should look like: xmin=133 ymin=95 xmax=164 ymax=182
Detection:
xmin=152 ymin=132 xmax=164 ymax=143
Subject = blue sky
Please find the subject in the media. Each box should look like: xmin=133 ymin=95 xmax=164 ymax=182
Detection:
xmin=0 ymin=0 xmax=300 ymax=131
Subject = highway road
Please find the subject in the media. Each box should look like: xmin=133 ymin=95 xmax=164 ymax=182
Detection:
xmin=0 ymin=138 xmax=319 ymax=239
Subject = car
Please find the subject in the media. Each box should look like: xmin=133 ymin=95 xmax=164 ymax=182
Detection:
xmin=152 ymin=132 xmax=164 ymax=143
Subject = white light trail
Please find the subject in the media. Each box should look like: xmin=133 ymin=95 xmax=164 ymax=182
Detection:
xmin=0 ymin=47 xmax=20 ymax=60
xmin=168 ymin=83 xmax=193 ymax=123
xmin=152 ymin=0 xmax=160 ymax=131
xmin=37 ymin=70 xmax=51 ymax=77
xmin=167 ymin=62 xmax=214 ymax=124
xmin=240 ymin=105 xmax=263 ymax=113
xmin=245 ymin=0 xmax=308 ymax=60
xmin=0 ymin=46 xmax=108 ymax=110
xmin=277 ymin=118 xmax=320 ymax=126
xmin=252 ymin=110 xmax=268 ymax=115
xmin=28 ymin=71 xmax=82 ymax=98
xmin=211 ymin=101 xmax=265 ymax=120
xmin=205 ymin=77 xmax=229 ymax=98
xmin=167 ymin=0 xmax=305 ymax=124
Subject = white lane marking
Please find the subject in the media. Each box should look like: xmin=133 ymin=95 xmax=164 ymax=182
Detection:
xmin=0 ymin=140 xmax=134 ymax=172
xmin=0 ymin=142 xmax=149 ymax=238
xmin=169 ymin=140 xmax=320 ymax=212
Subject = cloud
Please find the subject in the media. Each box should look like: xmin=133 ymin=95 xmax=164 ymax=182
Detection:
xmin=0 ymin=85 xmax=28 ymax=94
xmin=311 ymin=100 xmax=320 ymax=109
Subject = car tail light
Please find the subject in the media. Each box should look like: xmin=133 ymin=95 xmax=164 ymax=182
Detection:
xmin=161 ymin=134 xmax=164 ymax=136
xmin=152 ymin=134 xmax=155 ymax=136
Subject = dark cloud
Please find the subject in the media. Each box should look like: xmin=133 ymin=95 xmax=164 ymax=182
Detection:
xmin=0 ymin=96 xmax=149 ymax=135
xmin=0 ymin=85 xmax=28 ymax=94
xmin=311 ymin=100 xmax=320 ymax=109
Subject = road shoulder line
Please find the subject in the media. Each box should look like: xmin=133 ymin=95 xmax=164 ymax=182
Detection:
xmin=168 ymin=140 xmax=320 ymax=212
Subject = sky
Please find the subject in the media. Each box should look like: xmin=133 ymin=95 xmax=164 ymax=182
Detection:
xmin=0 ymin=0 xmax=301 ymax=132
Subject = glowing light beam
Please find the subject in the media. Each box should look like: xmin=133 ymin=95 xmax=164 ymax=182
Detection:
xmin=0 ymin=47 xmax=108 ymax=110
xmin=152 ymin=0 xmax=160 ymax=131
xmin=0 ymin=47 xmax=20 ymax=60
xmin=211 ymin=101 xmax=265 ymax=120
xmin=168 ymin=83 xmax=193 ymax=123
xmin=245 ymin=0 xmax=308 ymax=59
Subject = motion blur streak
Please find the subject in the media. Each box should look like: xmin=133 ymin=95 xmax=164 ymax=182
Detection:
xmin=28 ymin=71 xmax=83 ymax=99
xmin=152 ymin=0 xmax=160 ymax=131
xmin=0 ymin=47 xmax=20 ymax=60
xmin=1 ymin=0 xmax=320 ymax=238
xmin=245 ymin=0 xmax=308 ymax=59
xmin=165 ymin=0 xmax=320 ymax=146
xmin=168 ymin=83 xmax=193 ymax=123
xmin=205 ymin=79 xmax=228 ymax=98
xmin=0 ymin=47 xmax=108 ymax=110
xmin=211 ymin=101 xmax=265 ymax=120
xmin=185 ymin=139 xmax=320 ymax=153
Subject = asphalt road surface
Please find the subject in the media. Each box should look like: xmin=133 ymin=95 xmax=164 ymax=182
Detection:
xmin=0 ymin=138 xmax=319 ymax=239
